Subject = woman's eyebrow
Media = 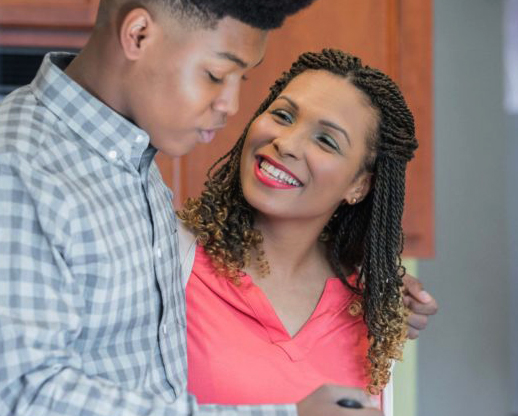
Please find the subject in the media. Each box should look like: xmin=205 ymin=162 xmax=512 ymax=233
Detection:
xmin=319 ymin=120 xmax=351 ymax=146
xmin=277 ymin=95 xmax=299 ymax=110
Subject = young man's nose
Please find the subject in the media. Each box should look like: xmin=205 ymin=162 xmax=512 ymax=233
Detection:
xmin=212 ymin=82 xmax=240 ymax=117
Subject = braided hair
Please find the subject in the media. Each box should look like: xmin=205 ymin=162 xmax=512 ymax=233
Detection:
xmin=179 ymin=49 xmax=418 ymax=393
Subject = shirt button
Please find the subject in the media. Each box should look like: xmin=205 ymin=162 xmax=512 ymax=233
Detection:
xmin=156 ymin=248 xmax=162 ymax=259
xmin=108 ymin=150 xmax=117 ymax=160
xmin=136 ymin=135 xmax=145 ymax=143
xmin=162 ymin=324 xmax=167 ymax=335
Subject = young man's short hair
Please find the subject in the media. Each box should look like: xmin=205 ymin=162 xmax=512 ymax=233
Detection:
xmin=98 ymin=0 xmax=317 ymax=30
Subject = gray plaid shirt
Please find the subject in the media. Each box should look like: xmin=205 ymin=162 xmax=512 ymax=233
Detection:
xmin=0 ymin=53 xmax=296 ymax=416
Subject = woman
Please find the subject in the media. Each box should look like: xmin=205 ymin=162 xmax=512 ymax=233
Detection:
xmin=179 ymin=49 xmax=418 ymax=405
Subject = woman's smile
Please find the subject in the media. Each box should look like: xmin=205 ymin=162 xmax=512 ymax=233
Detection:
xmin=254 ymin=155 xmax=303 ymax=189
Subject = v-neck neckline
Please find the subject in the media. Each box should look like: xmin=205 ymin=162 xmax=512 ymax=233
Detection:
xmin=237 ymin=271 xmax=357 ymax=361
xmin=192 ymin=245 xmax=361 ymax=361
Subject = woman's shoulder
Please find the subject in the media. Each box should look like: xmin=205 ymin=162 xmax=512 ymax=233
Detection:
xmin=178 ymin=220 xmax=196 ymax=252
xmin=177 ymin=220 xmax=197 ymax=287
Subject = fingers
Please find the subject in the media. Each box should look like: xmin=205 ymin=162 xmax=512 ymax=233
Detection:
xmin=402 ymin=274 xmax=438 ymax=315
xmin=404 ymin=295 xmax=437 ymax=339
xmin=358 ymin=409 xmax=384 ymax=416
xmin=404 ymin=294 xmax=438 ymax=316
xmin=406 ymin=311 xmax=428 ymax=339
xmin=403 ymin=274 xmax=431 ymax=303
xmin=402 ymin=275 xmax=438 ymax=340
xmin=402 ymin=274 xmax=433 ymax=303
xmin=405 ymin=312 xmax=431 ymax=340
xmin=407 ymin=326 xmax=420 ymax=340
xmin=323 ymin=384 xmax=378 ymax=408
xmin=407 ymin=311 xmax=428 ymax=330
xmin=402 ymin=273 xmax=422 ymax=294
xmin=354 ymin=408 xmax=384 ymax=416
xmin=297 ymin=384 xmax=383 ymax=416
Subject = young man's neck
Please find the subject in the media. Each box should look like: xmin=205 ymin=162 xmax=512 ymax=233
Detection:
xmin=65 ymin=30 xmax=129 ymax=119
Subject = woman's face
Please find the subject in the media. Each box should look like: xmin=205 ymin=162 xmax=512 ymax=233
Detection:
xmin=240 ymin=69 xmax=377 ymax=223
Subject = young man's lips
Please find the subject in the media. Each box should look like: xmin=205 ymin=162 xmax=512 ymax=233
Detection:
xmin=199 ymin=130 xmax=216 ymax=144
xmin=198 ymin=124 xmax=225 ymax=144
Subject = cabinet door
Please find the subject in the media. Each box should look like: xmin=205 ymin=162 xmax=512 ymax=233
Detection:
xmin=0 ymin=0 xmax=100 ymax=47
xmin=0 ymin=0 xmax=99 ymax=27
xmin=161 ymin=0 xmax=434 ymax=257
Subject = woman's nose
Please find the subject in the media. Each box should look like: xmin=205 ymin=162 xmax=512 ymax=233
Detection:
xmin=272 ymin=130 xmax=303 ymax=159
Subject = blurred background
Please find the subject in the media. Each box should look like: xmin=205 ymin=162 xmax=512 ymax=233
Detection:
xmin=0 ymin=0 xmax=515 ymax=415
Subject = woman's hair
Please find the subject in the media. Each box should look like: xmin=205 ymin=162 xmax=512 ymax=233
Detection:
xmin=179 ymin=49 xmax=418 ymax=393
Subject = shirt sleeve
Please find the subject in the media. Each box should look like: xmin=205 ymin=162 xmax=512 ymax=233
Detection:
xmin=0 ymin=162 xmax=298 ymax=416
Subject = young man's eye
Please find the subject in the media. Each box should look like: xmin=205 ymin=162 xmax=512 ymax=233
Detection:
xmin=271 ymin=109 xmax=293 ymax=123
xmin=207 ymin=71 xmax=224 ymax=84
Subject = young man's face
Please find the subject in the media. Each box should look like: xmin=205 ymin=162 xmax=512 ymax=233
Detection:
xmin=127 ymin=15 xmax=268 ymax=157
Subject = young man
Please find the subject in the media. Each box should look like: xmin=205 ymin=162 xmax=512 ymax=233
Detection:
xmin=0 ymin=1 xmax=436 ymax=415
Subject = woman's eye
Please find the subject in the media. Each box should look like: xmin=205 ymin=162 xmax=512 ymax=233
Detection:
xmin=271 ymin=109 xmax=293 ymax=123
xmin=317 ymin=134 xmax=340 ymax=151
xmin=207 ymin=71 xmax=224 ymax=84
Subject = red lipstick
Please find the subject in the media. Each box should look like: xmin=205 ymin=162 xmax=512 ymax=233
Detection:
xmin=254 ymin=156 xmax=302 ymax=189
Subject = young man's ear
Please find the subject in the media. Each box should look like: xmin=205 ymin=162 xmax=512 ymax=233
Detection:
xmin=344 ymin=173 xmax=373 ymax=205
xmin=119 ymin=8 xmax=154 ymax=60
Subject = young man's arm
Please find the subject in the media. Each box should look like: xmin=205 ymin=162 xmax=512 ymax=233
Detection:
xmin=0 ymin=160 xmax=292 ymax=416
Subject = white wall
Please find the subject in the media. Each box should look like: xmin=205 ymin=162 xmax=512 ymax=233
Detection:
xmin=504 ymin=3 xmax=518 ymax=412
xmin=507 ymin=114 xmax=518 ymax=414
xmin=417 ymin=0 xmax=512 ymax=415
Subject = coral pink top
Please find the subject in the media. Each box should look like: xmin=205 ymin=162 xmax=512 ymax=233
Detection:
xmin=186 ymin=246 xmax=371 ymax=405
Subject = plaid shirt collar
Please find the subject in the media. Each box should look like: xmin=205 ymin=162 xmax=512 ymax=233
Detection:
xmin=31 ymin=52 xmax=155 ymax=170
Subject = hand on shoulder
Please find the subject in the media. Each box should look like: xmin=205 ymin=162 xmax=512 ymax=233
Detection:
xmin=402 ymin=274 xmax=438 ymax=339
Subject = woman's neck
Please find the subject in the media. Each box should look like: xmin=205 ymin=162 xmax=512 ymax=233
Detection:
xmin=249 ymin=215 xmax=333 ymax=284
xmin=245 ymin=215 xmax=336 ymax=337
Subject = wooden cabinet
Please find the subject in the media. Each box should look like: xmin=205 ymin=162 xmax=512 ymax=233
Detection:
xmin=0 ymin=0 xmax=99 ymax=47
xmin=0 ymin=0 xmax=434 ymax=257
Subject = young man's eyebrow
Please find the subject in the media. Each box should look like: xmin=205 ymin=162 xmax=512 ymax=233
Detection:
xmin=216 ymin=52 xmax=247 ymax=68
xmin=216 ymin=52 xmax=264 ymax=69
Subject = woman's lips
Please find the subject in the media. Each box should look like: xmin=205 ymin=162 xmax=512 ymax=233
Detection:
xmin=254 ymin=156 xmax=303 ymax=189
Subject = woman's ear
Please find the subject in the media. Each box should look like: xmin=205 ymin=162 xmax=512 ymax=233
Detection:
xmin=344 ymin=172 xmax=373 ymax=205
xmin=119 ymin=8 xmax=154 ymax=61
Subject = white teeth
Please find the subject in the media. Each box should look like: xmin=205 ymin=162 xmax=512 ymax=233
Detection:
xmin=259 ymin=159 xmax=301 ymax=186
